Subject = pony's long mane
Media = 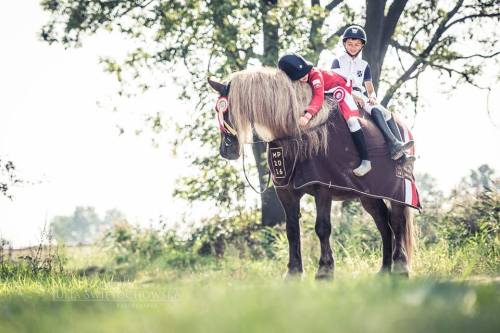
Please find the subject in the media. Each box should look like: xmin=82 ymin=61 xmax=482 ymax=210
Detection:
xmin=227 ymin=67 xmax=335 ymax=158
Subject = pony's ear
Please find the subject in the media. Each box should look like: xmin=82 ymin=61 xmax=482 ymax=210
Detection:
xmin=208 ymin=77 xmax=227 ymax=95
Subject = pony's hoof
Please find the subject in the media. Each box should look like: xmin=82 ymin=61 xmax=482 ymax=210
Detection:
xmin=283 ymin=270 xmax=303 ymax=282
xmin=392 ymin=261 xmax=410 ymax=278
xmin=376 ymin=267 xmax=391 ymax=276
xmin=315 ymin=267 xmax=334 ymax=280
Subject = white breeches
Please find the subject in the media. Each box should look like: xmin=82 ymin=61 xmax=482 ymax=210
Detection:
xmin=346 ymin=117 xmax=361 ymax=132
xmin=353 ymin=92 xmax=393 ymax=121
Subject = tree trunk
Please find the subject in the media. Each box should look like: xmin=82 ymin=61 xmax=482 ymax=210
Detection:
xmin=261 ymin=0 xmax=279 ymax=66
xmin=363 ymin=0 xmax=386 ymax=92
xmin=252 ymin=0 xmax=285 ymax=227
xmin=363 ymin=0 xmax=409 ymax=98
xmin=252 ymin=138 xmax=285 ymax=226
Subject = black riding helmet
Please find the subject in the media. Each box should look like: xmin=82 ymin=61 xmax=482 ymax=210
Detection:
xmin=342 ymin=25 xmax=367 ymax=44
xmin=277 ymin=53 xmax=313 ymax=81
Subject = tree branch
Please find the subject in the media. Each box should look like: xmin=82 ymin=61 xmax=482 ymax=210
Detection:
xmin=445 ymin=13 xmax=500 ymax=30
xmin=381 ymin=1 xmax=466 ymax=105
xmin=381 ymin=61 xmax=421 ymax=106
xmin=452 ymin=51 xmax=500 ymax=60
xmin=424 ymin=60 xmax=490 ymax=90
xmin=422 ymin=0 xmax=464 ymax=59
xmin=407 ymin=17 xmax=441 ymax=50
xmin=325 ymin=0 xmax=343 ymax=11
xmin=324 ymin=23 xmax=350 ymax=47
xmin=381 ymin=0 xmax=408 ymax=53
xmin=391 ymin=38 xmax=500 ymax=62
xmin=389 ymin=38 xmax=418 ymax=58
xmin=117 ymin=0 xmax=156 ymax=18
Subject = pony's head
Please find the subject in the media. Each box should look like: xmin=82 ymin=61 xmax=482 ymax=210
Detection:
xmin=208 ymin=67 xmax=333 ymax=160
xmin=208 ymin=78 xmax=240 ymax=160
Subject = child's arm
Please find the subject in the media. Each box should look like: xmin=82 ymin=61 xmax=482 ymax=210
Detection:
xmin=305 ymin=70 xmax=325 ymax=117
xmin=364 ymin=80 xmax=377 ymax=105
xmin=300 ymin=69 xmax=325 ymax=127
xmin=363 ymin=64 xmax=377 ymax=104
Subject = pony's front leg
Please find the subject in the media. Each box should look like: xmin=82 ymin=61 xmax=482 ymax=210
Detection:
xmin=314 ymin=188 xmax=334 ymax=280
xmin=276 ymin=188 xmax=303 ymax=277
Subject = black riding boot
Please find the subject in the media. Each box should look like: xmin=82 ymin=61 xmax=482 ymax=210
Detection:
xmin=350 ymin=129 xmax=372 ymax=176
xmin=371 ymin=108 xmax=413 ymax=160
xmin=387 ymin=117 xmax=416 ymax=166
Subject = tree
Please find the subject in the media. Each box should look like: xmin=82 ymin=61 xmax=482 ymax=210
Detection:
xmin=444 ymin=165 xmax=499 ymax=247
xmin=468 ymin=164 xmax=497 ymax=192
xmin=50 ymin=206 xmax=124 ymax=245
xmin=40 ymin=0 xmax=499 ymax=226
xmin=103 ymin=208 xmax=127 ymax=226
xmin=452 ymin=163 xmax=499 ymax=197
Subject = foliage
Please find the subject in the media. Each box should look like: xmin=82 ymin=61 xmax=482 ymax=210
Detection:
xmin=50 ymin=206 xmax=125 ymax=245
xmin=103 ymin=210 xmax=278 ymax=278
xmin=0 ymin=159 xmax=22 ymax=200
xmin=414 ymin=172 xmax=446 ymax=245
xmin=104 ymin=220 xmax=208 ymax=278
xmin=380 ymin=0 xmax=500 ymax=107
xmin=187 ymin=211 xmax=277 ymax=259
xmin=0 ymin=229 xmax=67 ymax=280
xmin=39 ymin=0 xmax=500 ymax=219
xmin=442 ymin=187 xmax=499 ymax=249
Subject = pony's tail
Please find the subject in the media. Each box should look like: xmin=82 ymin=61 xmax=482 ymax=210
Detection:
xmin=403 ymin=206 xmax=415 ymax=267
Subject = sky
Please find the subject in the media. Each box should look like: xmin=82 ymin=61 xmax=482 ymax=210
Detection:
xmin=0 ymin=2 xmax=499 ymax=248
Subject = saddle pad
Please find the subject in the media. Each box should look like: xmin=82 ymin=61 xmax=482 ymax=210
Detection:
xmin=267 ymin=110 xmax=421 ymax=210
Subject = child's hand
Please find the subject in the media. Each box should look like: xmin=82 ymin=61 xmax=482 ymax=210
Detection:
xmin=368 ymin=96 xmax=378 ymax=105
xmin=299 ymin=113 xmax=311 ymax=127
xmin=353 ymin=95 xmax=365 ymax=108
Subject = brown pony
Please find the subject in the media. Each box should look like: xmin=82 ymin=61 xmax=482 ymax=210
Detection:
xmin=209 ymin=67 xmax=415 ymax=279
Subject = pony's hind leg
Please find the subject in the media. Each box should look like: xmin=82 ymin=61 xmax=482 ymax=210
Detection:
xmin=276 ymin=188 xmax=304 ymax=277
xmin=389 ymin=203 xmax=414 ymax=277
xmin=314 ymin=187 xmax=334 ymax=280
xmin=360 ymin=197 xmax=393 ymax=274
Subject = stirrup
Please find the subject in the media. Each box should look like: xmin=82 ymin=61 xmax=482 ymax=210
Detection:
xmin=390 ymin=140 xmax=414 ymax=160
xmin=400 ymin=140 xmax=414 ymax=151
xmin=399 ymin=153 xmax=416 ymax=167
xmin=353 ymin=160 xmax=372 ymax=177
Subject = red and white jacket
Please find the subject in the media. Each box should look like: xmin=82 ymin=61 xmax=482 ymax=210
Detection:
xmin=305 ymin=67 xmax=359 ymax=120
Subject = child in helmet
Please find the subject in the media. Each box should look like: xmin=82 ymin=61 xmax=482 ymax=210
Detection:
xmin=332 ymin=25 xmax=415 ymax=163
xmin=278 ymin=53 xmax=372 ymax=177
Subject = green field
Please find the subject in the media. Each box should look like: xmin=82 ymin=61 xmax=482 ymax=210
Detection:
xmin=1 ymin=249 xmax=499 ymax=333
xmin=2 ymin=192 xmax=498 ymax=333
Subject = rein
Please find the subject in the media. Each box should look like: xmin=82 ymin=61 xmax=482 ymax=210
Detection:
xmin=240 ymin=114 xmax=332 ymax=194
xmin=241 ymin=142 xmax=272 ymax=194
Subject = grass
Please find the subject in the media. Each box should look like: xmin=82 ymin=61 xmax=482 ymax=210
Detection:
xmin=0 ymin=254 xmax=499 ymax=333
xmin=0 ymin=222 xmax=498 ymax=333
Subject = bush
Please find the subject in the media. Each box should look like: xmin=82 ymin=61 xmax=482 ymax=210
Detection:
xmin=441 ymin=187 xmax=499 ymax=249
xmin=187 ymin=211 xmax=277 ymax=259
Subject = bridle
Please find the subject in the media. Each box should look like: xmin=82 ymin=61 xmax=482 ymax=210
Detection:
xmin=214 ymin=83 xmax=271 ymax=194
xmin=215 ymin=95 xmax=237 ymax=136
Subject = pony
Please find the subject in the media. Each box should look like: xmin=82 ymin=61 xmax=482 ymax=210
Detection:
xmin=208 ymin=67 xmax=416 ymax=279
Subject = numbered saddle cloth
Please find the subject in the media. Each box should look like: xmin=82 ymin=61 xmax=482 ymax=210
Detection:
xmin=267 ymin=110 xmax=421 ymax=210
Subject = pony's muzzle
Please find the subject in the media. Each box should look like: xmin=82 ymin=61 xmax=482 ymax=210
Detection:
xmin=219 ymin=133 xmax=240 ymax=160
